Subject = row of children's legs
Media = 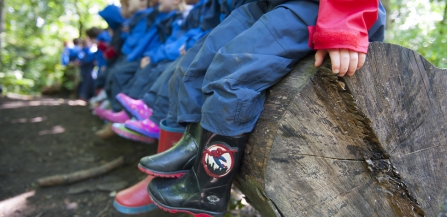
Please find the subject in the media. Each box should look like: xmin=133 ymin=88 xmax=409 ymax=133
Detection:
xmin=84 ymin=0 xmax=387 ymax=216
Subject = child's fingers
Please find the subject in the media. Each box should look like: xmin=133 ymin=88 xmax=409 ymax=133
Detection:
xmin=338 ymin=49 xmax=350 ymax=77
xmin=358 ymin=53 xmax=366 ymax=69
xmin=314 ymin=50 xmax=328 ymax=67
xmin=328 ymin=49 xmax=340 ymax=74
xmin=347 ymin=50 xmax=359 ymax=77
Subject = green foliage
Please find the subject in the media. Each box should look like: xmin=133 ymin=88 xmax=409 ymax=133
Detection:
xmin=1 ymin=0 xmax=447 ymax=95
xmin=385 ymin=0 xmax=447 ymax=68
xmin=0 ymin=0 xmax=107 ymax=95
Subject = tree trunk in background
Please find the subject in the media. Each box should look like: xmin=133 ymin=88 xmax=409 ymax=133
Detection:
xmin=74 ymin=1 xmax=83 ymax=38
xmin=381 ymin=0 xmax=391 ymax=30
xmin=236 ymin=42 xmax=447 ymax=217
xmin=0 ymin=0 xmax=4 ymax=62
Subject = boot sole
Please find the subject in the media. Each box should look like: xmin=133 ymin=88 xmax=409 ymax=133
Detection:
xmin=112 ymin=125 xmax=155 ymax=144
xmin=138 ymin=163 xmax=187 ymax=178
xmin=125 ymin=124 xmax=160 ymax=139
xmin=150 ymin=195 xmax=225 ymax=217
xmin=113 ymin=200 xmax=157 ymax=214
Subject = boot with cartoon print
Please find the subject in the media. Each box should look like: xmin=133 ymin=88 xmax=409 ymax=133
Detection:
xmin=147 ymin=127 xmax=248 ymax=217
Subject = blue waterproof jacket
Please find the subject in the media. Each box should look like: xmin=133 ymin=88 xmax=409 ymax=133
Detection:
xmin=126 ymin=8 xmax=176 ymax=61
xmin=121 ymin=8 xmax=156 ymax=56
xmin=98 ymin=5 xmax=125 ymax=29
xmin=144 ymin=0 xmax=223 ymax=64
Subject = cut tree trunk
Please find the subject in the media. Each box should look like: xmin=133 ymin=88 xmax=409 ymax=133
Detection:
xmin=236 ymin=42 xmax=447 ymax=217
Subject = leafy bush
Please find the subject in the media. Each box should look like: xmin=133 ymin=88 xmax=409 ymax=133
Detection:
xmin=0 ymin=0 xmax=107 ymax=95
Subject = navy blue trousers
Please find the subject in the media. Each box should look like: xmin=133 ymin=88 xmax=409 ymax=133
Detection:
xmin=123 ymin=61 xmax=170 ymax=100
xmin=78 ymin=67 xmax=95 ymax=100
xmin=140 ymin=59 xmax=180 ymax=125
xmin=177 ymin=1 xmax=386 ymax=136
xmin=166 ymin=35 xmax=207 ymax=128
xmin=106 ymin=55 xmax=140 ymax=112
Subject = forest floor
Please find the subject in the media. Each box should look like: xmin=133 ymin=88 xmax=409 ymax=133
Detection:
xmin=0 ymin=95 xmax=257 ymax=217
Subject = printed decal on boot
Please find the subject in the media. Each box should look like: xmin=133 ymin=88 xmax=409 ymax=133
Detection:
xmin=207 ymin=195 xmax=220 ymax=205
xmin=202 ymin=142 xmax=238 ymax=178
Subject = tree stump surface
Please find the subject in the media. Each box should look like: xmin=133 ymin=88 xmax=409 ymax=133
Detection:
xmin=236 ymin=42 xmax=447 ymax=217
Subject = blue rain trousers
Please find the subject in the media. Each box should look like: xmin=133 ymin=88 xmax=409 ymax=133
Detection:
xmin=177 ymin=1 xmax=386 ymax=136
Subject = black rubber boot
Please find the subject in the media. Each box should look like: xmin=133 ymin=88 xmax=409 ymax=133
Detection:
xmin=138 ymin=122 xmax=202 ymax=178
xmin=148 ymin=127 xmax=248 ymax=217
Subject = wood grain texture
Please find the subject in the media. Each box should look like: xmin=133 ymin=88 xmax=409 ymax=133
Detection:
xmin=235 ymin=42 xmax=447 ymax=217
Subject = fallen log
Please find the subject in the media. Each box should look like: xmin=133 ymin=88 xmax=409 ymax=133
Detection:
xmin=37 ymin=156 xmax=124 ymax=187
xmin=237 ymin=42 xmax=447 ymax=217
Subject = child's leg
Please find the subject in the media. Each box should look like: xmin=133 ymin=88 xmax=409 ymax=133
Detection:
xmin=139 ymin=61 xmax=174 ymax=98
xmin=141 ymin=62 xmax=178 ymax=111
xmin=148 ymin=62 xmax=179 ymax=126
xmin=121 ymin=66 xmax=146 ymax=97
xmin=166 ymin=35 xmax=207 ymax=128
xmin=177 ymin=1 xmax=270 ymax=124
xmin=200 ymin=2 xmax=320 ymax=136
xmin=94 ymin=67 xmax=108 ymax=91
xmin=109 ymin=59 xmax=140 ymax=112
xmin=200 ymin=0 xmax=386 ymax=136
xmin=125 ymin=61 xmax=170 ymax=99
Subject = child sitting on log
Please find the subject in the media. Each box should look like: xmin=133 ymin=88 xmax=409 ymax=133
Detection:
xmin=137 ymin=0 xmax=386 ymax=216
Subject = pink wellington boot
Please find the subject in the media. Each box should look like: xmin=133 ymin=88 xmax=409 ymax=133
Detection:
xmin=125 ymin=119 xmax=160 ymax=139
xmin=102 ymin=110 xmax=130 ymax=123
xmin=93 ymin=107 xmax=109 ymax=120
xmin=116 ymin=93 xmax=153 ymax=121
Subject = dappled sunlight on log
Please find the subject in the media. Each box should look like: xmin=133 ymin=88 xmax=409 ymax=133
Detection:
xmin=38 ymin=125 xmax=65 ymax=135
xmin=0 ymin=190 xmax=35 ymax=216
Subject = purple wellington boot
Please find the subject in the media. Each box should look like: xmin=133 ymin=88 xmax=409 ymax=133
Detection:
xmin=116 ymin=93 xmax=153 ymax=120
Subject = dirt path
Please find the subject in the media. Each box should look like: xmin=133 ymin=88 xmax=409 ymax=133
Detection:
xmin=0 ymin=95 xmax=184 ymax=217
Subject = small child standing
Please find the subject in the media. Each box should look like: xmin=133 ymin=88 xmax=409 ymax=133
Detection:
xmin=76 ymin=35 xmax=98 ymax=101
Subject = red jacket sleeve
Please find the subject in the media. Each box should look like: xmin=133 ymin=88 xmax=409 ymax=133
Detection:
xmin=308 ymin=0 xmax=379 ymax=53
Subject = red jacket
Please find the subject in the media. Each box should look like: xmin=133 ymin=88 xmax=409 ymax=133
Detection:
xmin=308 ymin=0 xmax=379 ymax=53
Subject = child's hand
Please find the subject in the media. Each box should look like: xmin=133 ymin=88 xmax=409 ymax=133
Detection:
xmin=179 ymin=45 xmax=186 ymax=56
xmin=140 ymin=56 xmax=150 ymax=68
xmin=314 ymin=49 xmax=366 ymax=77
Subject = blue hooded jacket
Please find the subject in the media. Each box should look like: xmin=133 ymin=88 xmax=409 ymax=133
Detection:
xmin=144 ymin=0 xmax=221 ymax=64
xmin=98 ymin=5 xmax=126 ymax=64
xmin=125 ymin=8 xmax=176 ymax=61
xmin=121 ymin=7 xmax=156 ymax=57
xmin=98 ymin=5 xmax=125 ymax=29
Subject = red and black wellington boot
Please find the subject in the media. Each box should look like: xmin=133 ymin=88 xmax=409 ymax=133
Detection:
xmin=138 ymin=122 xmax=202 ymax=178
xmin=113 ymin=119 xmax=185 ymax=214
xmin=148 ymin=127 xmax=248 ymax=217
xmin=157 ymin=119 xmax=185 ymax=153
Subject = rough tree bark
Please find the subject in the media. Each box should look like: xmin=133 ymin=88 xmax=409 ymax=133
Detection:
xmin=0 ymin=0 xmax=4 ymax=61
xmin=236 ymin=42 xmax=447 ymax=217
